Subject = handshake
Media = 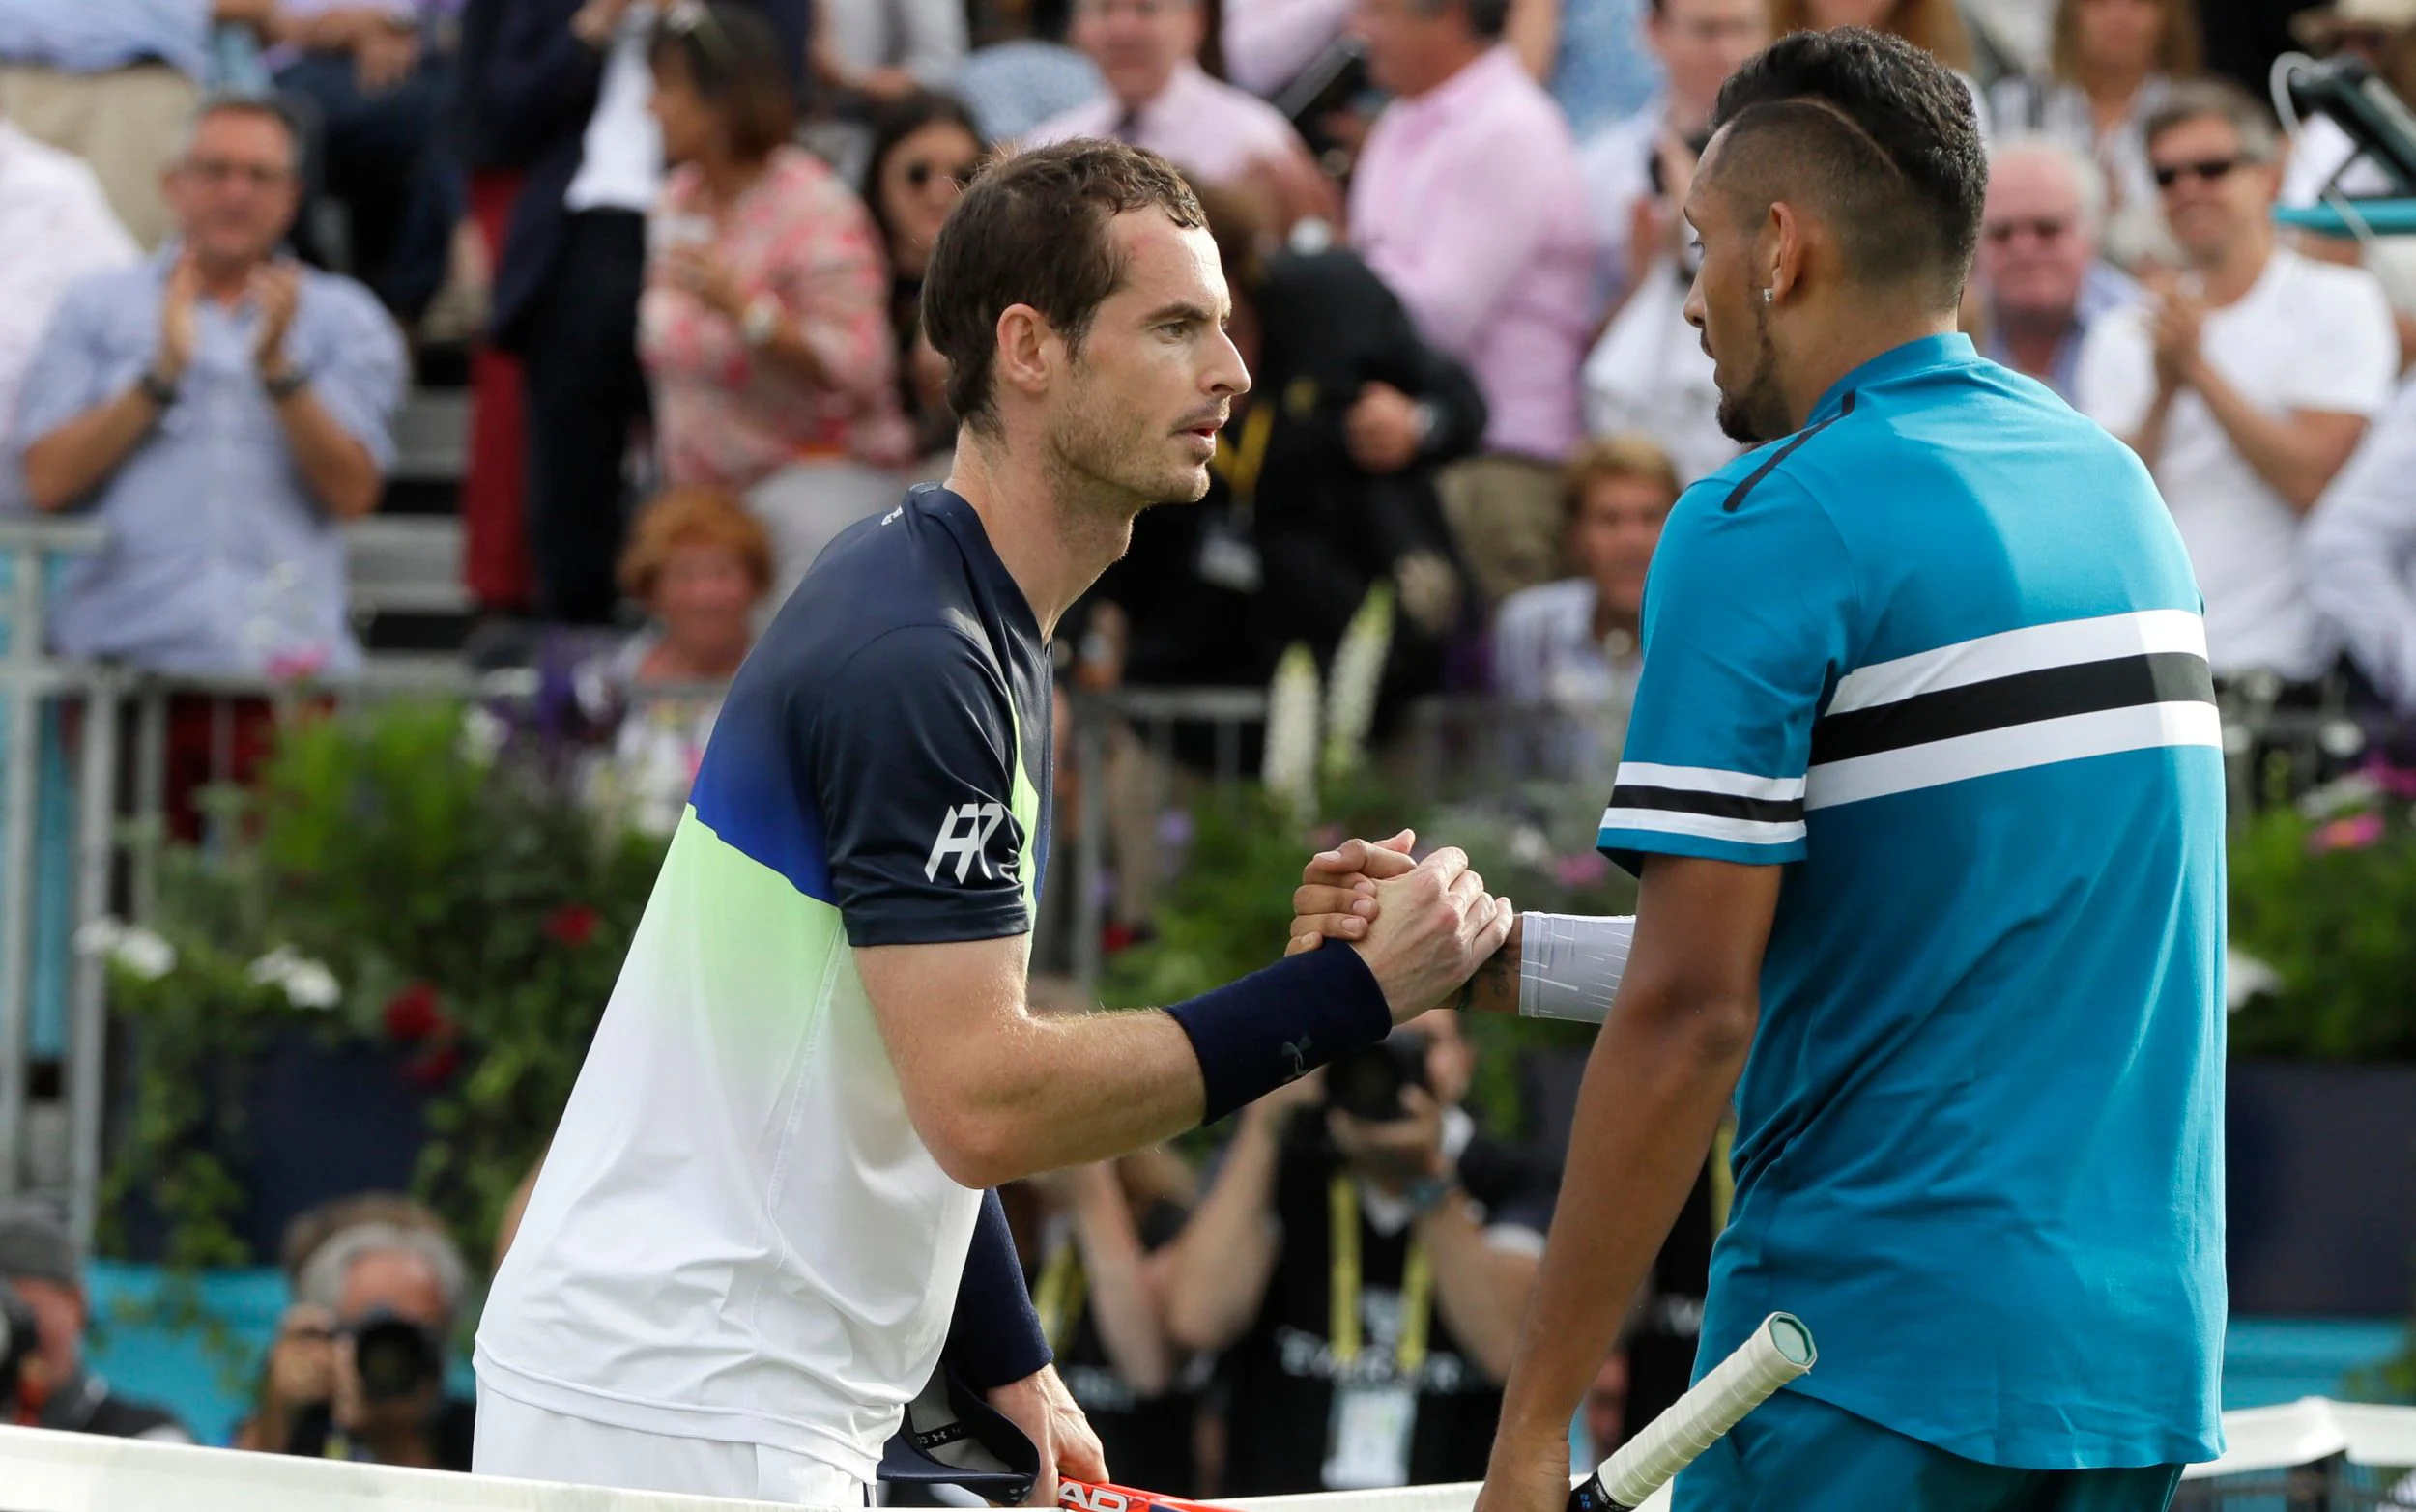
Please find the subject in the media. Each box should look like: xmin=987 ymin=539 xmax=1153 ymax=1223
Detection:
xmin=1285 ymin=828 xmax=1514 ymax=1024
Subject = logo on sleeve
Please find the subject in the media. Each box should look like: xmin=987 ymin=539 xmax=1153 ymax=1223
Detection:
xmin=925 ymin=801 xmax=1010 ymax=883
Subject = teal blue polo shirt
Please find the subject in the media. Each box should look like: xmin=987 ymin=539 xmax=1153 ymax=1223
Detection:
xmin=1598 ymin=335 xmax=2227 ymax=1469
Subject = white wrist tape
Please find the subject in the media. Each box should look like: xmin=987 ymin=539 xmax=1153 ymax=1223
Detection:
xmin=1516 ymin=912 xmax=1634 ymax=1024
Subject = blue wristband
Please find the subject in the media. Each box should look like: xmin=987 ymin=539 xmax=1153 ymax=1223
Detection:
xmin=941 ymin=1187 xmax=1052 ymax=1391
xmin=1166 ymin=944 xmax=1393 ymax=1125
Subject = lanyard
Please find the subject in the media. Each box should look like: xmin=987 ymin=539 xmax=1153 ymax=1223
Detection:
xmin=1208 ymin=401 xmax=1278 ymax=521
xmin=1034 ymin=1232 xmax=1088 ymax=1355
xmin=1328 ymin=1176 xmax=1433 ymax=1377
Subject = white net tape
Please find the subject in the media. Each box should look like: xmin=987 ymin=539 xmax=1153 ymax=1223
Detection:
xmin=10 ymin=1400 xmax=2416 ymax=1512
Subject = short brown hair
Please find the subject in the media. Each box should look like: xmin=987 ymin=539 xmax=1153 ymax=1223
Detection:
xmin=2051 ymin=0 xmax=2200 ymax=84
xmin=922 ymin=140 xmax=1205 ymax=436
xmin=649 ymin=2 xmax=796 ymax=163
xmin=1563 ymin=434 xmax=1682 ymax=521
xmin=618 ymin=485 xmax=775 ymax=601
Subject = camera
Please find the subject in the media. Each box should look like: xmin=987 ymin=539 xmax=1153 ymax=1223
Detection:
xmin=0 ymin=1279 xmax=37 ymax=1414
xmin=345 ymin=1310 xmax=444 ymax=1404
xmin=1325 ymin=1032 xmax=1429 ymax=1123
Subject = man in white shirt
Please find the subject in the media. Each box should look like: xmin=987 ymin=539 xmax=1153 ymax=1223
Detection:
xmin=2306 ymin=376 xmax=2416 ymax=714
xmin=0 ymin=111 xmax=137 ymax=504
xmin=1022 ymin=0 xmax=1325 ymax=218
xmin=2075 ymin=78 xmax=2397 ymax=685
xmin=1574 ymin=0 xmax=1765 ymax=304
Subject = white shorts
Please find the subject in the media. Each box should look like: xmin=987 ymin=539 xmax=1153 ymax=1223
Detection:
xmin=473 ymin=1382 xmax=872 ymax=1506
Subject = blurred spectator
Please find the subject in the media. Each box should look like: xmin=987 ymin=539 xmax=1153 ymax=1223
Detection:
xmin=951 ymin=38 xmax=1106 ymax=144
xmin=2307 ymin=377 xmax=2416 ymax=715
xmin=1489 ymin=434 xmax=1672 ymax=710
xmin=641 ymin=2 xmax=907 ymax=600
xmin=1974 ymin=136 xmax=2138 ymax=401
xmin=580 ymin=485 xmax=771 ymax=834
xmin=1350 ymin=0 xmax=1596 ymax=608
xmin=0 ymin=0 xmax=276 ymax=247
xmin=1008 ymin=1146 xmax=1199 ymax=1493
xmin=1966 ymin=0 xmax=2056 ymax=81
xmin=1488 ymin=435 xmax=1673 ymax=780
xmin=0 ymin=1204 xmax=189 ymax=1441
xmin=1164 ymin=1012 xmax=1553 ymax=1494
xmin=2278 ymin=0 xmax=2416 ymax=356
xmin=14 ymin=94 xmax=404 ymax=675
xmin=860 ymin=92 xmax=985 ymax=468
xmin=1576 ymin=88 xmax=1732 ymax=484
xmin=479 ymin=0 xmax=809 ymax=625
xmin=1549 ymin=0 xmax=1667 ymax=140
xmin=1575 ymin=0 xmax=1766 ymax=303
xmin=1769 ymin=0 xmax=1976 ymax=71
xmin=1579 ymin=1350 xmax=1628 ymax=1463
xmin=2077 ymin=79 xmax=2397 ymax=685
xmin=0 ymin=107 xmax=139 ymax=507
xmin=1988 ymin=0 xmax=2204 ymax=269
xmin=814 ymin=0 xmax=969 ymax=108
xmin=269 ymin=0 xmax=466 ymax=323
xmin=261 ymin=1214 xmax=477 ymax=1469
xmin=1023 ymin=0 xmax=1330 ymax=228
xmin=1222 ymin=0 xmax=1359 ymax=96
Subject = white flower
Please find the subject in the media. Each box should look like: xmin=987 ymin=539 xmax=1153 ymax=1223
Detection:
xmin=1322 ymin=583 xmax=1394 ymax=785
xmin=73 ymin=917 xmax=127 ymax=956
xmin=1510 ymin=824 xmax=1553 ymax=868
xmin=458 ymin=705 xmax=509 ymax=768
xmin=1263 ymin=643 xmax=1322 ymax=824
xmin=110 ymin=927 xmax=177 ymax=982
xmin=2225 ymin=949 xmax=2281 ymax=1013
xmin=249 ymin=946 xmax=341 ymax=1010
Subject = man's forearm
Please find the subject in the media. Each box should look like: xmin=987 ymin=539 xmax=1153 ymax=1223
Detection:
xmin=1490 ymin=985 xmax=1754 ymax=1459
xmin=273 ymin=386 xmax=383 ymax=518
xmin=1163 ymin=1111 xmax=1286 ymax=1351
xmin=1420 ymin=1194 xmax=1537 ymax=1383
xmin=1070 ymin=1168 xmax=1175 ymax=1395
xmin=1461 ymin=914 xmax=1635 ymax=1022
xmin=22 ymin=386 xmax=160 ymax=511
xmin=2192 ymin=364 xmax=2362 ymax=512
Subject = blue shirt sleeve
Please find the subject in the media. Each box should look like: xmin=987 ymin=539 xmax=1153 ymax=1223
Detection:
xmin=1597 ymin=471 xmax=1858 ymax=874
xmin=295 ymin=275 xmax=405 ymax=475
xmin=806 ymin=622 xmax=1036 ymax=947
xmin=940 ymin=1186 xmax=1052 ymax=1392
xmin=12 ymin=275 xmax=125 ymax=458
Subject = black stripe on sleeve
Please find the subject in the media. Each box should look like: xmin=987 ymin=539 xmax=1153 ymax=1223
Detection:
xmin=1605 ymin=785 xmax=1806 ymax=823
xmin=1722 ymin=392 xmax=1856 ymax=513
xmin=1809 ymin=650 xmax=2218 ymax=766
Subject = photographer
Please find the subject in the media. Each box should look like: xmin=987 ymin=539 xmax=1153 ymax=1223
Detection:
xmin=0 ymin=1205 xmax=188 ymax=1440
xmin=248 ymin=1218 xmax=475 ymax=1469
xmin=1163 ymin=1011 xmax=1553 ymax=1495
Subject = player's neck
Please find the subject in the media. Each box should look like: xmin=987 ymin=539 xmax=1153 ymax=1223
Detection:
xmin=944 ymin=433 xmax=1130 ymax=638
xmin=1780 ymin=307 xmax=1963 ymax=432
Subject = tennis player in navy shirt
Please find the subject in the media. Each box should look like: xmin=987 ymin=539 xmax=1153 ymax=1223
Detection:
xmin=1294 ymin=28 xmax=2224 ymax=1512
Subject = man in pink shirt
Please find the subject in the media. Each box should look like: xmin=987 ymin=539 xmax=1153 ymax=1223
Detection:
xmin=1023 ymin=0 xmax=1327 ymax=226
xmin=1350 ymin=0 xmax=1598 ymax=606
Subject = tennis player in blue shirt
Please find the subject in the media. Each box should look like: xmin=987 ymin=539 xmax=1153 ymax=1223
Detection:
xmin=1292 ymin=27 xmax=2224 ymax=1512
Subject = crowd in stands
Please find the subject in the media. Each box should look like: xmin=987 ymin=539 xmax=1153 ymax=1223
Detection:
xmin=8 ymin=0 xmax=2416 ymax=1493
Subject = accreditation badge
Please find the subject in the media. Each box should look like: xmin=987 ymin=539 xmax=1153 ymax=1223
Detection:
xmin=1321 ymin=1379 xmax=1418 ymax=1490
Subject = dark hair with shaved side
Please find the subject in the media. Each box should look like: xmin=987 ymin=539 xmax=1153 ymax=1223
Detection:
xmin=1706 ymin=27 xmax=1988 ymax=311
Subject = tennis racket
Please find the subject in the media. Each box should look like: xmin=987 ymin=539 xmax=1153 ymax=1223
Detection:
xmin=1568 ymin=1311 xmax=1817 ymax=1512
xmin=1060 ymin=1479 xmax=1232 ymax=1512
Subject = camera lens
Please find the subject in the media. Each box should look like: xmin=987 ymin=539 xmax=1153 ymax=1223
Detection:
xmin=349 ymin=1313 xmax=440 ymax=1404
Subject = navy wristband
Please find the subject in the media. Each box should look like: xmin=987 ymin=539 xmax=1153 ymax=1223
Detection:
xmin=1166 ymin=944 xmax=1393 ymax=1125
xmin=942 ymin=1187 xmax=1052 ymax=1392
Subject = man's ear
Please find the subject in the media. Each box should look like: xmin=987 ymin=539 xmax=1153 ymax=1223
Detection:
xmin=992 ymin=303 xmax=1059 ymax=407
xmin=1763 ymin=200 xmax=1808 ymax=305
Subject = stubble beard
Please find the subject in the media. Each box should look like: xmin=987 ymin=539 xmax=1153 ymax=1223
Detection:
xmin=1713 ymin=299 xmax=1790 ymax=446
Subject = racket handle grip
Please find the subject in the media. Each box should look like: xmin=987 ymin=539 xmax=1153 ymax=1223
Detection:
xmin=1567 ymin=1471 xmax=1633 ymax=1512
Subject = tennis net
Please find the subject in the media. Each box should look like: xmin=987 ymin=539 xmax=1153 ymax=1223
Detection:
xmin=6 ymin=1400 xmax=2415 ymax=1512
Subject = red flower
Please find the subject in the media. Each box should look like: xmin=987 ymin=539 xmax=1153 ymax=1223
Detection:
xmin=544 ymin=904 xmax=601 ymax=948
xmin=403 ymin=1043 xmax=462 ymax=1089
xmin=383 ymin=983 xmax=445 ymax=1043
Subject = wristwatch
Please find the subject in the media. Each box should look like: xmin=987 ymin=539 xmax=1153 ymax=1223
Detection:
xmin=740 ymin=294 xmax=782 ymax=350
xmin=262 ymin=367 xmax=310 ymax=402
xmin=137 ymin=368 xmax=179 ymax=409
xmin=1404 ymin=1169 xmax=1459 ymax=1217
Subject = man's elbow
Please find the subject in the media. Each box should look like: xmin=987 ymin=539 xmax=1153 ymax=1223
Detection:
xmin=1621 ymin=980 xmax=1759 ymax=1067
xmin=921 ymin=1105 xmax=1031 ymax=1191
xmin=324 ymin=467 xmax=385 ymax=521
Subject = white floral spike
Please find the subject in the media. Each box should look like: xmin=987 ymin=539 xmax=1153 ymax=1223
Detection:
xmin=111 ymin=928 xmax=176 ymax=981
xmin=1322 ymin=582 xmax=1395 ymax=785
xmin=1264 ymin=642 xmax=1322 ymax=824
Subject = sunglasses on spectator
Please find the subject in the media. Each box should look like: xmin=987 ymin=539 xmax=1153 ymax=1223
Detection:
xmin=2152 ymin=156 xmax=2250 ymax=190
xmin=905 ymin=160 xmax=978 ymax=190
xmin=1984 ymin=216 xmax=2072 ymax=244
xmin=184 ymin=157 xmax=292 ymax=187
